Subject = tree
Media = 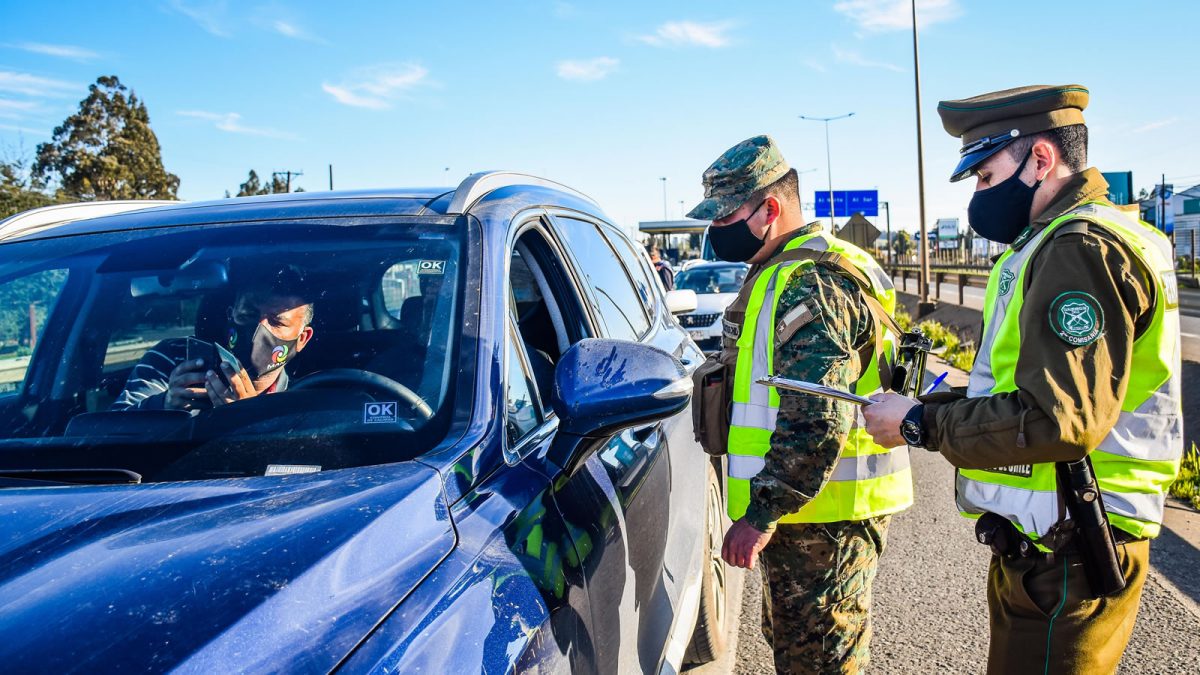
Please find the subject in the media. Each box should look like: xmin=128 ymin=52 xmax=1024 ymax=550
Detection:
xmin=893 ymin=230 xmax=913 ymax=260
xmin=1 ymin=154 xmax=59 ymax=219
xmin=33 ymin=75 xmax=179 ymax=201
xmin=232 ymin=170 xmax=299 ymax=197
xmin=236 ymin=169 xmax=268 ymax=197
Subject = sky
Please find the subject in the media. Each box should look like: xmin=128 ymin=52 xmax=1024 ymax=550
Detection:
xmin=2 ymin=0 xmax=1198 ymax=237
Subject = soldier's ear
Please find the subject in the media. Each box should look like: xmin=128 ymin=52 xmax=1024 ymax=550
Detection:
xmin=763 ymin=195 xmax=782 ymax=225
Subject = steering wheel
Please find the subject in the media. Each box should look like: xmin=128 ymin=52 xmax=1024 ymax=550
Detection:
xmin=289 ymin=369 xmax=434 ymax=421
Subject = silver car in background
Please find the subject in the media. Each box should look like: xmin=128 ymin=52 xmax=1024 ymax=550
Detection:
xmin=673 ymin=262 xmax=748 ymax=353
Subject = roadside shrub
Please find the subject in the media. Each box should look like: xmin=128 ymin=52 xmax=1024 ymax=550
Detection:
xmin=1168 ymin=444 xmax=1200 ymax=511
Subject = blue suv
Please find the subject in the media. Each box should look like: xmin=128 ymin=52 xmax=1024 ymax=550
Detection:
xmin=0 ymin=172 xmax=729 ymax=673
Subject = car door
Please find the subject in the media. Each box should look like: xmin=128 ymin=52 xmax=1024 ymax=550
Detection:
xmin=546 ymin=213 xmax=676 ymax=674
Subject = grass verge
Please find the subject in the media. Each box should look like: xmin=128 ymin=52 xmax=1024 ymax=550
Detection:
xmin=1168 ymin=444 xmax=1200 ymax=510
xmin=893 ymin=308 xmax=978 ymax=373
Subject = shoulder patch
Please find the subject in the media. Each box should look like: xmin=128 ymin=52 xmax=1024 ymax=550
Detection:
xmin=775 ymin=300 xmax=820 ymax=345
xmin=1048 ymin=291 xmax=1105 ymax=346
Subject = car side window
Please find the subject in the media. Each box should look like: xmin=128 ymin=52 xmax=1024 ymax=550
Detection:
xmin=602 ymin=226 xmax=658 ymax=318
xmin=554 ymin=217 xmax=651 ymax=341
xmin=505 ymin=321 xmax=543 ymax=448
xmin=0 ymin=268 xmax=69 ymax=395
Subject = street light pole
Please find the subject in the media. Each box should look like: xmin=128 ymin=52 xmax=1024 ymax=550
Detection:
xmin=660 ymin=177 xmax=668 ymax=220
xmin=800 ymin=113 xmax=855 ymax=229
xmin=797 ymin=167 xmax=818 ymax=213
xmin=911 ymin=0 xmax=933 ymax=314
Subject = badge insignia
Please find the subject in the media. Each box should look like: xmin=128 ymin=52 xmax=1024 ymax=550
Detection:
xmin=998 ymin=268 xmax=1016 ymax=296
xmin=1011 ymin=226 xmax=1034 ymax=249
xmin=1048 ymin=291 xmax=1104 ymax=346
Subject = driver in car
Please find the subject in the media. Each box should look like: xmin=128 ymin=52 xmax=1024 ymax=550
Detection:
xmin=112 ymin=265 xmax=315 ymax=411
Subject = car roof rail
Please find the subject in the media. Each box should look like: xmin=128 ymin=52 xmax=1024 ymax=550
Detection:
xmin=446 ymin=171 xmax=597 ymax=215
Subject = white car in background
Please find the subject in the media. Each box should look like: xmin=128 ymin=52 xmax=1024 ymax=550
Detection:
xmin=674 ymin=261 xmax=749 ymax=353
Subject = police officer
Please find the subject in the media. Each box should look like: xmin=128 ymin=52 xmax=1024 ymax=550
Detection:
xmin=689 ymin=135 xmax=913 ymax=673
xmin=863 ymin=85 xmax=1183 ymax=674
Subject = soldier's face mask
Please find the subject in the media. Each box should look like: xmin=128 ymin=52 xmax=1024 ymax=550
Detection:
xmin=709 ymin=200 xmax=767 ymax=262
xmin=967 ymin=149 xmax=1044 ymax=245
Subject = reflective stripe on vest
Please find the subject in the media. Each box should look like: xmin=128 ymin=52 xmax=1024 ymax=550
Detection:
xmin=958 ymin=202 xmax=1183 ymax=542
xmin=725 ymin=230 xmax=913 ymax=524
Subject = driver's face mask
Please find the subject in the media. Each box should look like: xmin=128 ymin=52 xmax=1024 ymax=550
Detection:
xmin=226 ymin=313 xmax=300 ymax=380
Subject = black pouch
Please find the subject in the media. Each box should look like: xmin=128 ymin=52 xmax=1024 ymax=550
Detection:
xmin=692 ymin=351 xmax=734 ymax=456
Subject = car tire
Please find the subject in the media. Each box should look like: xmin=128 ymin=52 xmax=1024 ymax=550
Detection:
xmin=683 ymin=461 xmax=729 ymax=665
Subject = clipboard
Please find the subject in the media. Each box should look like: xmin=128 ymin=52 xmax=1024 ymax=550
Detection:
xmin=756 ymin=375 xmax=874 ymax=406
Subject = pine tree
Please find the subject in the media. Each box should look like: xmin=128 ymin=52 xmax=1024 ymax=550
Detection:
xmin=33 ymin=75 xmax=179 ymax=201
xmin=236 ymin=169 xmax=268 ymax=197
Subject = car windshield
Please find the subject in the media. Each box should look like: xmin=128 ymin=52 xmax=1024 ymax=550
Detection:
xmin=675 ymin=266 xmax=747 ymax=294
xmin=0 ymin=218 xmax=469 ymax=483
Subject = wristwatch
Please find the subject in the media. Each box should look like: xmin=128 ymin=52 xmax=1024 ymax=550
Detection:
xmin=900 ymin=404 xmax=927 ymax=448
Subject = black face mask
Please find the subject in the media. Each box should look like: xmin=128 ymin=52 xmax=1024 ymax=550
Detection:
xmin=967 ymin=150 xmax=1043 ymax=244
xmin=708 ymin=200 xmax=767 ymax=262
xmin=226 ymin=320 xmax=300 ymax=380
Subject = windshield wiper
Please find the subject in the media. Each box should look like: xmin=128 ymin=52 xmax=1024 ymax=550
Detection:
xmin=0 ymin=468 xmax=142 ymax=487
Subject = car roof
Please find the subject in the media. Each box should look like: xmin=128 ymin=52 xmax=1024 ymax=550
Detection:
xmin=0 ymin=200 xmax=182 ymax=242
xmin=0 ymin=172 xmax=605 ymax=243
xmin=683 ymin=261 xmax=748 ymax=271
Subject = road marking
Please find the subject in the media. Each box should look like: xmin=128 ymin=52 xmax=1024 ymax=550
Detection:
xmin=1182 ymin=333 xmax=1200 ymax=339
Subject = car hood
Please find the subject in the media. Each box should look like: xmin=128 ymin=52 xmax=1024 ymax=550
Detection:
xmin=692 ymin=292 xmax=738 ymax=314
xmin=0 ymin=462 xmax=454 ymax=673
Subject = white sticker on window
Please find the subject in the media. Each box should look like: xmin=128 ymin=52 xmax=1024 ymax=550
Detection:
xmin=364 ymin=401 xmax=399 ymax=424
xmin=265 ymin=464 xmax=322 ymax=476
xmin=418 ymin=260 xmax=446 ymax=275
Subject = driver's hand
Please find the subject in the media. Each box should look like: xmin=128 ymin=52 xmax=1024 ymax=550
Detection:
xmin=165 ymin=359 xmax=210 ymax=410
xmin=205 ymin=363 xmax=258 ymax=407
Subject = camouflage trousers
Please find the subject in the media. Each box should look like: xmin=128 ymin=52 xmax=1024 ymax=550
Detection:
xmin=759 ymin=516 xmax=891 ymax=675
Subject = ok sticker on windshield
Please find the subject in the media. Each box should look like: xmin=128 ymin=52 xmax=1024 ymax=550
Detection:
xmin=364 ymin=402 xmax=399 ymax=424
xmin=418 ymin=260 xmax=446 ymax=275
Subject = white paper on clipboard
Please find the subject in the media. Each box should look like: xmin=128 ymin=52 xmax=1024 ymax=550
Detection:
xmin=756 ymin=375 xmax=873 ymax=406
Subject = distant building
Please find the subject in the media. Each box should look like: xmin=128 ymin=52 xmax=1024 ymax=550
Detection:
xmin=1140 ymin=184 xmax=1200 ymax=245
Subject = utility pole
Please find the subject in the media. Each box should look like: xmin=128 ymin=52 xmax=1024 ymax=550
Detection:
xmin=328 ymin=164 xmax=334 ymax=190
xmin=660 ymin=177 xmax=668 ymax=220
xmin=882 ymin=201 xmax=893 ymax=267
xmin=911 ymin=0 xmax=934 ymax=315
xmin=678 ymin=200 xmax=685 ymax=219
xmin=273 ymin=170 xmax=303 ymax=193
xmin=799 ymin=113 xmax=855 ymax=229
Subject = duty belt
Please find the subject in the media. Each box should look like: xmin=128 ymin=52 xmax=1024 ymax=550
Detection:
xmin=974 ymin=511 xmax=1140 ymax=561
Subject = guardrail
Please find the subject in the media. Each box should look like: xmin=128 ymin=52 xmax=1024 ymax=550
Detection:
xmin=885 ymin=264 xmax=991 ymax=305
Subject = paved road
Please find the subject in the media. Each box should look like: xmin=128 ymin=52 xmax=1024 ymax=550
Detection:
xmin=708 ymin=359 xmax=1200 ymax=673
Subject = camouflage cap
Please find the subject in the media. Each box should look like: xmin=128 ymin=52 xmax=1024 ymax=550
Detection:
xmin=937 ymin=84 xmax=1089 ymax=181
xmin=687 ymin=135 xmax=790 ymax=221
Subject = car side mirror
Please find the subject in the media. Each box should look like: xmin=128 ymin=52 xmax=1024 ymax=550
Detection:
xmin=548 ymin=338 xmax=690 ymax=474
xmin=664 ymin=289 xmax=697 ymax=315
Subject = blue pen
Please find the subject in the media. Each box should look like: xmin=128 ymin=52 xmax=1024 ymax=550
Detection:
xmin=922 ymin=371 xmax=948 ymax=396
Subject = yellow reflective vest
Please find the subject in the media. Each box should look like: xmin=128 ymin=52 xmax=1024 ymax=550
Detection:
xmin=725 ymin=230 xmax=914 ymax=523
xmin=959 ymin=202 xmax=1183 ymax=542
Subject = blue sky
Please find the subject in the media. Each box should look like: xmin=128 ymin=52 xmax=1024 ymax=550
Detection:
xmin=2 ymin=0 xmax=1198 ymax=236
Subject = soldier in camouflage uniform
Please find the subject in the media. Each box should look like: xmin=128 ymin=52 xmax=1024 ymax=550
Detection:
xmin=689 ymin=136 xmax=909 ymax=674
